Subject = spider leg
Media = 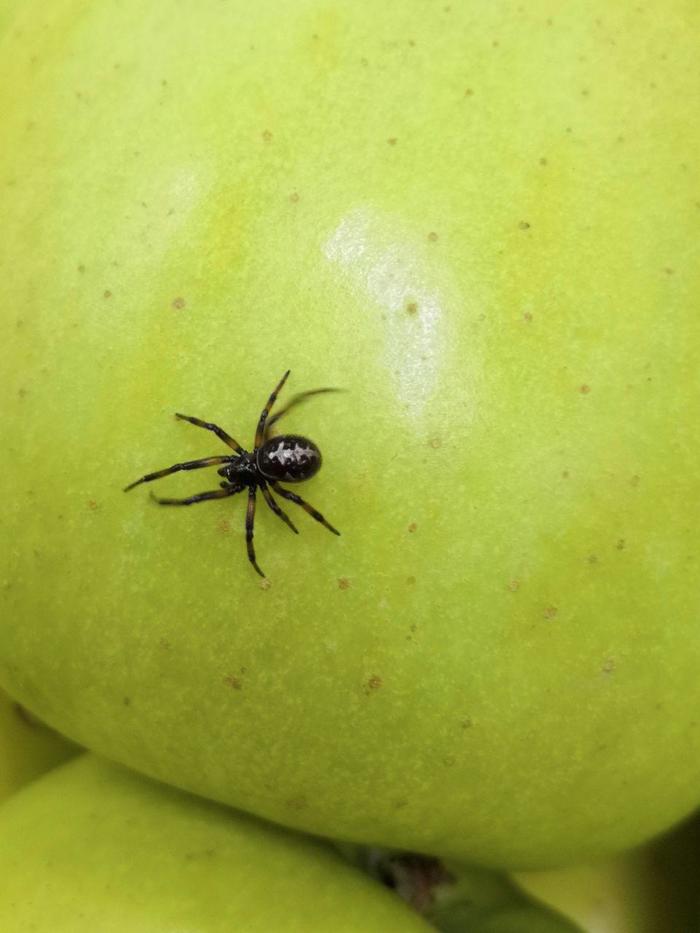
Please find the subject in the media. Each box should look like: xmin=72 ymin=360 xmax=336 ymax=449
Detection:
xmin=150 ymin=486 xmax=242 ymax=506
xmin=245 ymin=486 xmax=265 ymax=577
xmin=255 ymin=370 xmax=290 ymax=449
xmin=270 ymin=482 xmax=340 ymax=536
xmin=124 ymin=456 xmax=234 ymax=492
xmin=259 ymin=481 xmax=299 ymax=535
xmin=175 ymin=413 xmax=244 ymax=453
xmin=265 ymin=387 xmax=344 ymax=438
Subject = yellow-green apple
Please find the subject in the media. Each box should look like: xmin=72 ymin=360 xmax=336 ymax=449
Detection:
xmin=515 ymin=814 xmax=700 ymax=933
xmin=0 ymin=0 xmax=699 ymax=868
xmin=0 ymin=754 xmax=433 ymax=932
xmin=0 ymin=4 xmax=19 ymax=38
xmin=0 ymin=687 xmax=77 ymax=802
xmin=337 ymin=846 xmax=581 ymax=932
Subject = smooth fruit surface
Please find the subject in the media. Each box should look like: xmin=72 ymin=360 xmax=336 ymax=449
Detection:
xmin=1 ymin=0 xmax=699 ymax=868
xmin=0 ymin=687 xmax=76 ymax=802
xmin=0 ymin=755 xmax=432 ymax=932
xmin=515 ymin=816 xmax=700 ymax=933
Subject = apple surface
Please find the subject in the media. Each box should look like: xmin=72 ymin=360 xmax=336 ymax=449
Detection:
xmin=515 ymin=815 xmax=700 ymax=933
xmin=0 ymin=2 xmax=20 ymax=38
xmin=0 ymin=687 xmax=77 ymax=802
xmin=0 ymin=754 xmax=433 ymax=932
xmin=337 ymin=846 xmax=581 ymax=932
xmin=1 ymin=0 xmax=699 ymax=868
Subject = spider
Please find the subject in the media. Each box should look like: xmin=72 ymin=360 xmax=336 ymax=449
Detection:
xmin=124 ymin=370 xmax=340 ymax=578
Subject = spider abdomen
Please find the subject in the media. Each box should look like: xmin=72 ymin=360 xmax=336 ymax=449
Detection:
xmin=256 ymin=434 xmax=322 ymax=483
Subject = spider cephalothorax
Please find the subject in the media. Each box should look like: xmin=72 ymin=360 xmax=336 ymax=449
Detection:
xmin=124 ymin=371 xmax=340 ymax=578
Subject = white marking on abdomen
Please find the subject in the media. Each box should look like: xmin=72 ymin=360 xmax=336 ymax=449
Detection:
xmin=268 ymin=441 xmax=316 ymax=465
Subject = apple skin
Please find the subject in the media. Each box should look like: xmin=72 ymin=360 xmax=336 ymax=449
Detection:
xmin=0 ymin=687 xmax=77 ymax=802
xmin=1 ymin=0 xmax=699 ymax=869
xmin=0 ymin=755 xmax=433 ymax=932
xmin=515 ymin=816 xmax=700 ymax=933
xmin=0 ymin=3 xmax=21 ymax=38
xmin=339 ymin=847 xmax=581 ymax=932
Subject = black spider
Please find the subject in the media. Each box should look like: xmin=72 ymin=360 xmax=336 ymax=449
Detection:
xmin=124 ymin=370 xmax=340 ymax=578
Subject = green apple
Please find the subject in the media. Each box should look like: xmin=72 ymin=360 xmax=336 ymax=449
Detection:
xmin=1 ymin=0 xmax=699 ymax=869
xmin=515 ymin=815 xmax=700 ymax=933
xmin=0 ymin=686 xmax=77 ymax=802
xmin=428 ymin=865 xmax=581 ymax=933
xmin=337 ymin=846 xmax=581 ymax=932
xmin=0 ymin=754 xmax=432 ymax=932
xmin=0 ymin=3 xmax=20 ymax=38
xmin=517 ymin=855 xmax=667 ymax=933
